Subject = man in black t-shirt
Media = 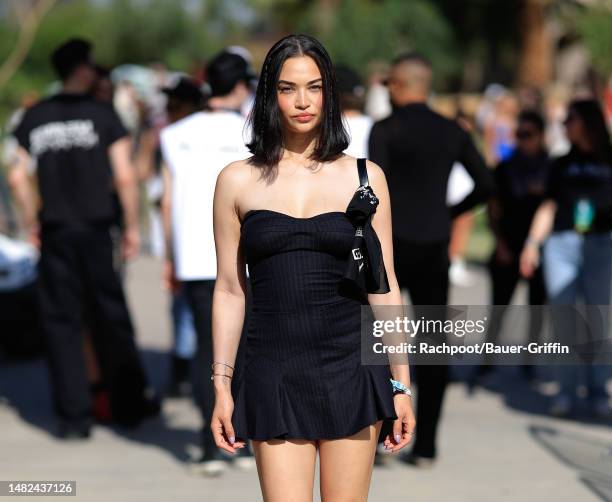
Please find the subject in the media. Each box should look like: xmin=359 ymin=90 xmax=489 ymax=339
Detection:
xmin=8 ymin=39 xmax=157 ymax=439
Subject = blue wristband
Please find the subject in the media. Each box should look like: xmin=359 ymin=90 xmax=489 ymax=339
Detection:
xmin=390 ymin=378 xmax=412 ymax=396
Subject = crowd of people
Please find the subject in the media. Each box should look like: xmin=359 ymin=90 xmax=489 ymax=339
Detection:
xmin=1 ymin=34 xmax=611 ymax=485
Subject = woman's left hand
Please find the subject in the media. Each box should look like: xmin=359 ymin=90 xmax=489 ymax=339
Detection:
xmin=383 ymin=394 xmax=416 ymax=452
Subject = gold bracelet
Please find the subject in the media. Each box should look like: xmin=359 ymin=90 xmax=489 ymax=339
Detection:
xmin=210 ymin=373 xmax=233 ymax=381
xmin=211 ymin=361 xmax=234 ymax=370
xmin=211 ymin=362 xmax=234 ymax=381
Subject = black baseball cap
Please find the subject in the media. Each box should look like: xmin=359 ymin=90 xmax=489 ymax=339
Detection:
xmin=51 ymin=38 xmax=94 ymax=80
xmin=205 ymin=51 xmax=257 ymax=97
xmin=335 ymin=65 xmax=365 ymax=97
xmin=161 ymin=77 xmax=204 ymax=105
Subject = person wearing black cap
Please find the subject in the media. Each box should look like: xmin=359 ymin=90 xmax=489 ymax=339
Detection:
xmin=8 ymin=38 xmax=158 ymax=439
xmin=336 ymin=65 xmax=373 ymax=159
xmin=203 ymin=50 xmax=256 ymax=110
xmin=162 ymin=77 xmax=205 ymax=123
xmin=160 ymin=50 xmax=256 ymax=475
xmin=158 ymin=77 xmax=203 ymax=397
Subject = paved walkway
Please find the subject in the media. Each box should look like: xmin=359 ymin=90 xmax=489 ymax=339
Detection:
xmin=1 ymin=257 xmax=611 ymax=502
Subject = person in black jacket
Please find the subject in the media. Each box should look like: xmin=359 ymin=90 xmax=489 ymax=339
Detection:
xmin=476 ymin=111 xmax=550 ymax=382
xmin=369 ymin=52 xmax=494 ymax=466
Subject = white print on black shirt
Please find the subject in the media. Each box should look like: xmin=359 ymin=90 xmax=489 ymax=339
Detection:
xmin=30 ymin=119 xmax=99 ymax=157
xmin=566 ymin=162 xmax=612 ymax=181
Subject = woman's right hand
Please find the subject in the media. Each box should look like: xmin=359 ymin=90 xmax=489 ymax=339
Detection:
xmin=384 ymin=394 xmax=416 ymax=453
xmin=211 ymin=391 xmax=246 ymax=454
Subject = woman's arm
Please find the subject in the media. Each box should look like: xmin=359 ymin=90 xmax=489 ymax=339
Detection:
xmin=366 ymin=161 xmax=410 ymax=385
xmin=210 ymin=161 xmax=249 ymax=453
xmin=366 ymin=160 xmax=416 ymax=452
xmin=519 ymin=199 xmax=557 ymax=278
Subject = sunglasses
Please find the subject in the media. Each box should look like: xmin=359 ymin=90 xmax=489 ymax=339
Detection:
xmin=381 ymin=77 xmax=403 ymax=87
xmin=516 ymin=129 xmax=537 ymax=140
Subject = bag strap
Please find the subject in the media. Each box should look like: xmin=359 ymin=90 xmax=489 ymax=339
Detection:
xmin=357 ymin=157 xmax=369 ymax=187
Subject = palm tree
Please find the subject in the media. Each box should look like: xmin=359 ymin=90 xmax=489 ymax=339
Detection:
xmin=517 ymin=0 xmax=553 ymax=87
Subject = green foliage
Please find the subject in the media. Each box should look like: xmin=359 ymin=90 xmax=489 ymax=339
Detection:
xmin=0 ymin=0 xmax=247 ymax=127
xmin=575 ymin=6 xmax=612 ymax=76
xmin=248 ymin=0 xmax=457 ymax=85
xmin=2 ymin=0 xmax=611 ymax=128
xmin=323 ymin=0 xmax=458 ymax=84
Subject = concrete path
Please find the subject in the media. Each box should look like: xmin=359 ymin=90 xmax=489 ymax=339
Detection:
xmin=1 ymin=256 xmax=611 ymax=502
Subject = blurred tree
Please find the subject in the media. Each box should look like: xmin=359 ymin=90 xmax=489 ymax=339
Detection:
xmin=517 ymin=0 xmax=554 ymax=87
xmin=575 ymin=2 xmax=612 ymax=76
xmin=516 ymin=0 xmax=597 ymax=88
xmin=0 ymin=0 xmax=610 ymax=125
xmin=0 ymin=0 xmax=258 ymax=124
xmin=247 ymin=0 xmax=458 ymax=89
xmin=431 ymin=0 xmax=520 ymax=90
xmin=95 ymin=0 xmax=206 ymax=68
xmin=0 ymin=0 xmax=56 ymax=91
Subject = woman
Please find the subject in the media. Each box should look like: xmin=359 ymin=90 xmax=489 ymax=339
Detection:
xmin=520 ymin=99 xmax=612 ymax=418
xmin=210 ymin=34 xmax=415 ymax=500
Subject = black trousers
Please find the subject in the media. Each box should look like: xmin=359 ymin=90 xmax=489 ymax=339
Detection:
xmin=485 ymin=256 xmax=546 ymax=364
xmin=184 ymin=279 xmax=250 ymax=450
xmin=385 ymin=238 xmax=450 ymax=459
xmin=38 ymin=224 xmax=148 ymax=427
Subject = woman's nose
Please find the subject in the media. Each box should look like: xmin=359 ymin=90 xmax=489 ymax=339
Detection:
xmin=295 ymin=89 xmax=308 ymax=109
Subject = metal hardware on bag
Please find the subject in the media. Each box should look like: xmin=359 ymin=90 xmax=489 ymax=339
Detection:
xmin=357 ymin=185 xmax=379 ymax=205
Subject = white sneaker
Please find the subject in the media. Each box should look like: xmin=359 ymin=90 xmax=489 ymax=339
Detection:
xmin=233 ymin=455 xmax=257 ymax=471
xmin=232 ymin=444 xmax=257 ymax=471
xmin=449 ymin=259 xmax=474 ymax=287
xmin=189 ymin=449 xmax=229 ymax=477
xmin=548 ymin=395 xmax=573 ymax=417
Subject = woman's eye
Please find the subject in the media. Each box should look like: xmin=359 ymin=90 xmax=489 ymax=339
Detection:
xmin=278 ymin=87 xmax=293 ymax=93
xmin=309 ymin=85 xmax=322 ymax=91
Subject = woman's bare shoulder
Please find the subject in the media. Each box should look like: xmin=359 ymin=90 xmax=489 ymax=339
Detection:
xmin=364 ymin=159 xmax=386 ymax=184
xmin=335 ymin=154 xmax=385 ymax=185
xmin=217 ymin=157 xmax=257 ymax=192
xmin=332 ymin=153 xmax=360 ymax=176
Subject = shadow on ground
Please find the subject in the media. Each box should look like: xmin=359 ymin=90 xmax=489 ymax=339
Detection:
xmin=0 ymin=349 xmax=201 ymax=464
xmin=530 ymin=424 xmax=612 ymax=501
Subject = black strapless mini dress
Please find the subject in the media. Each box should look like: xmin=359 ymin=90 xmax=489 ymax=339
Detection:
xmin=232 ymin=167 xmax=397 ymax=440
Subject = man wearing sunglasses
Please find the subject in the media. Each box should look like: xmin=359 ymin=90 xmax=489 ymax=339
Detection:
xmin=369 ymin=52 xmax=494 ymax=467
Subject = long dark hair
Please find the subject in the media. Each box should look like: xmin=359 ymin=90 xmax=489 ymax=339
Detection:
xmin=568 ymin=99 xmax=612 ymax=163
xmin=246 ymin=34 xmax=349 ymax=180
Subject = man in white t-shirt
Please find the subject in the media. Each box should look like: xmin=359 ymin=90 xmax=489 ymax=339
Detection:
xmin=160 ymin=51 xmax=255 ymax=475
